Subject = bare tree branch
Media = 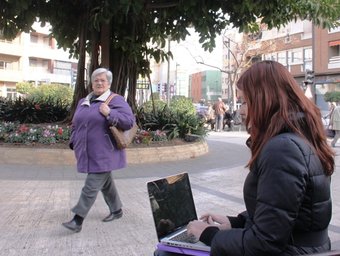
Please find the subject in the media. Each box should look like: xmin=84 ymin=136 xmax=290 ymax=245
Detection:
xmin=180 ymin=44 xmax=227 ymax=73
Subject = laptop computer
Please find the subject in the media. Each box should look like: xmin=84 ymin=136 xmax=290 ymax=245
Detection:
xmin=147 ymin=172 xmax=210 ymax=253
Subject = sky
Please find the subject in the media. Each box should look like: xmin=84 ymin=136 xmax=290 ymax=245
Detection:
xmin=148 ymin=27 xmax=224 ymax=98
xmin=171 ymin=28 xmax=223 ymax=75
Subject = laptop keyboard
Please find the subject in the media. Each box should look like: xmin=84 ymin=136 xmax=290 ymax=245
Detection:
xmin=170 ymin=230 xmax=198 ymax=243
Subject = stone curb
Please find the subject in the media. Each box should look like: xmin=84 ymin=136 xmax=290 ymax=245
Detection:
xmin=0 ymin=140 xmax=208 ymax=165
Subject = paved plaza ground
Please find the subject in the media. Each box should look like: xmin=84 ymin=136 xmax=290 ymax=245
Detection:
xmin=0 ymin=131 xmax=340 ymax=256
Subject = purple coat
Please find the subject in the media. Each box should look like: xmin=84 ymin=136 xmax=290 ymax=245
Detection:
xmin=70 ymin=91 xmax=135 ymax=173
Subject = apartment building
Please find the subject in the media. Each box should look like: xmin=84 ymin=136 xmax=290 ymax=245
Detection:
xmin=189 ymin=70 xmax=222 ymax=103
xmin=0 ymin=22 xmax=78 ymax=99
xmin=222 ymin=20 xmax=340 ymax=113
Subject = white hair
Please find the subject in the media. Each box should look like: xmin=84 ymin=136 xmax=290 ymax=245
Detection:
xmin=91 ymin=68 xmax=113 ymax=84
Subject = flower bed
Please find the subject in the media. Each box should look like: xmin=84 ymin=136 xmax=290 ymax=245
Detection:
xmin=0 ymin=121 xmax=186 ymax=148
xmin=0 ymin=122 xmax=69 ymax=145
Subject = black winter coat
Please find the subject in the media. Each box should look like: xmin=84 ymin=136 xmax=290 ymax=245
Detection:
xmin=200 ymin=133 xmax=332 ymax=255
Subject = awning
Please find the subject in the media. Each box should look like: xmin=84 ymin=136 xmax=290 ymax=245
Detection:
xmin=329 ymin=40 xmax=340 ymax=47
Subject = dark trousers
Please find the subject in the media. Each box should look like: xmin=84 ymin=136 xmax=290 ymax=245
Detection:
xmin=215 ymin=114 xmax=224 ymax=131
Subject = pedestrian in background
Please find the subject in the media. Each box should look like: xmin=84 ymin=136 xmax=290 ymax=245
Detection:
xmin=62 ymin=67 xmax=135 ymax=232
xmin=330 ymin=103 xmax=340 ymax=147
xmin=223 ymin=107 xmax=233 ymax=131
xmin=212 ymin=97 xmax=226 ymax=132
xmin=185 ymin=61 xmax=334 ymax=255
xmin=206 ymin=103 xmax=215 ymax=130
xmin=324 ymin=102 xmax=336 ymax=120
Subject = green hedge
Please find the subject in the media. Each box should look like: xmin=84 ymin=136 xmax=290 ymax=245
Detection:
xmin=0 ymin=97 xmax=69 ymax=123
xmin=136 ymin=96 xmax=207 ymax=139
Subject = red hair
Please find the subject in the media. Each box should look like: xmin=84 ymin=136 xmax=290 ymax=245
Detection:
xmin=237 ymin=61 xmax=334 ymax=175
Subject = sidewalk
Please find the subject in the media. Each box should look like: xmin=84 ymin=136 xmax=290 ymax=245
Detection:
xmin=0 ymin=131 xmax=339 ymax=255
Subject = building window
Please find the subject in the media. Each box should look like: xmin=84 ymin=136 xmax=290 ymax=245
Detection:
xmin=303 ymin=48 xmax=312 ymax=71
xmin=263 ymin=52 xmax=277 ymax=61
xmin=29 ymin=58 xmax=49 ymax=72
xmin=0 ymin=60 xmax=17 ymax=70
xmin=54 ymin=60 xmax=72 ymax=75
xmin=0 ymin=61 xmax=6 ymax=69
xmin=0 ymin=60 xmax=13 ymax=70
xmin=328 ymin=41 xmax=340 ymax=59
xmin=291 ymin=49 xmax=303 ymax=64
xmin=277 ymin=51 xmax=287 ymax=66
xmin=328 ymin=43 xmax=340 ymax=69
xmin=29 ymin=58 xmax=38 ymax=67
xmin=43 ymin=36 xmax=50 ymax=46
xmin=287 ymin=48 xmax=303 ymax=71
xmin=329 ymin=43 xmax=340 ymax=58
xmin=30 ymin=34 xmax=38 ymax=43
xmin=329 ymin=20 xmax=340 ymax=33
xmin=7 ymin=88 xmax=17 ymax=100
xmin=43 ymin=59 xmax=49 ymax=69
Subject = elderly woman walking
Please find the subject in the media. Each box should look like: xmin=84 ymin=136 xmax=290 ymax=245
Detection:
xmin=62 ymin=68 xmax=135 ymax=232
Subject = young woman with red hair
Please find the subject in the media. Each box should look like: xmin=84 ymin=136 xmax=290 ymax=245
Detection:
xmin=184 ymin=61 xmax=335 ymax=255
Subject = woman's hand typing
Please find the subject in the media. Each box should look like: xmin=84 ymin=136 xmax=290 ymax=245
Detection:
xmin=200 ymin=213 xmax=231 ymax=230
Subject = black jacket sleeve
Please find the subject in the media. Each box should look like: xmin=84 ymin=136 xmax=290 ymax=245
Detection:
xmin=228 ymin=211 xmax=248 ymax=228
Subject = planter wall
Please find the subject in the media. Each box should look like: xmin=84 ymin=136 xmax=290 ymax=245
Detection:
xmin=0 ymin=140 xmax=208 ymax=165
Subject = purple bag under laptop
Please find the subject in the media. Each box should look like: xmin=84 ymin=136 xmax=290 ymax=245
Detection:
xmin=157 ymin=243 xmax=209 ymax=256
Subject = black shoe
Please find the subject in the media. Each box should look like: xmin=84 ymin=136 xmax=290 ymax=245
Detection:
xmin=62 ymin=219 xmax=82 ymax=232
xmin=102 ymin=209 xmax=123 ymax=222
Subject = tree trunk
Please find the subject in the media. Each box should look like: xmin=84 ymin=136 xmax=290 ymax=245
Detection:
xmin=70 ymin=13 xmax=140 ymax=116
xmin=88 ymin=30 xmax=100 ymax=82
xmin=66 ymin=9 xmax=89 ymax=123
xmin=108 ymin=48 xmax=137 ymax=111
xmin=127 ymin=63 xmax=137 ymax=111
xmin=100 ymin=22 xmax=111 ymax=67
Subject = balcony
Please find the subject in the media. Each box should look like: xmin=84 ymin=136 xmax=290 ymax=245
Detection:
xmin=24 ymin=67 xmax=71 ymax=84
xmin=0 ymin=69 xmax=23 ymax=82
xmin=0 ymin=41 xmax=23 ymax=56
xmin=328 ymin=56 xmax=340 ymax=69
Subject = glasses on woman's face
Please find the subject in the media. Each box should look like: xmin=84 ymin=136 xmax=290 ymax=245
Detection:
xmin=94 ymin=79 xmax=108 ymax=84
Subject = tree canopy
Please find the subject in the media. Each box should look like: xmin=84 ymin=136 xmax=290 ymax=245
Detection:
xmin=1 ymin=0 xmax=340 ymax=117
xmin=324 ymin=91 xmax=340 ymax=103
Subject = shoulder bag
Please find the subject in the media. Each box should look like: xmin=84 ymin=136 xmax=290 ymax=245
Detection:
xmin=104 ymin=93 xmax=138 ymax=149
xmin=326 ymin=125 xmax=335 ymax=138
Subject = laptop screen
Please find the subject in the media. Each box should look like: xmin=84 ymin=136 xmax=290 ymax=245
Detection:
xmin=147 ymin=173 xmax=198 ymax=240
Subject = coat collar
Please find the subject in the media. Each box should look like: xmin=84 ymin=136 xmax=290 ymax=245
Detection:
xmin=81 ymin=90 xmax=111 ymax=106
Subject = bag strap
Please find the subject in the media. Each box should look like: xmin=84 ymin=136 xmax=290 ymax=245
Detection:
xmin=104 ymin=93 xmax=118 ymax=105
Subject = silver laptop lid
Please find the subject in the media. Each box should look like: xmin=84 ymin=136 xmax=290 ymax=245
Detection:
xmin=147 ymin=172 xmax=198 ymax=241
